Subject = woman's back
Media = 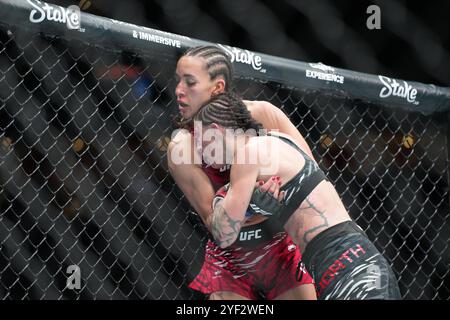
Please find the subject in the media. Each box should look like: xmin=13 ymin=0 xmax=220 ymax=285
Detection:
xmin=247 ymin=133 xmax=351 ymax=252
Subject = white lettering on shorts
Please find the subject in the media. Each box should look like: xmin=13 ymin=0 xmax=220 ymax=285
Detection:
xmin=239 ymin=229 xmax=262 ymax=241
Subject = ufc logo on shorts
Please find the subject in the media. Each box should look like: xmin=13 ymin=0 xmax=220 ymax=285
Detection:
xmin=239 ymin=229 xmax=262 ymax=241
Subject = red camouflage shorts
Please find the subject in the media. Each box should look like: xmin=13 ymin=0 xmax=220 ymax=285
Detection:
xmin=189 ymin=219 xmax=314 ymax=299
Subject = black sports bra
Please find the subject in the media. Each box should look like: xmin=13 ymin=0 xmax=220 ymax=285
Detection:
xmin=268 ymin=133 xmax=328 ymax=225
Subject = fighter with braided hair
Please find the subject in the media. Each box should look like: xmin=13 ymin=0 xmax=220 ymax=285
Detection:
xmin=193 ymin=92 xmax=263 ymax=131
xmin=194 ymin=92 xmax=401 ymax=300
xmin=168 ymin=45 xmax=316 ymax=300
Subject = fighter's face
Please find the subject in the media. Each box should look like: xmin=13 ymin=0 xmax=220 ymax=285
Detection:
xmin=175 ymin=56 xmax=224 ymax=120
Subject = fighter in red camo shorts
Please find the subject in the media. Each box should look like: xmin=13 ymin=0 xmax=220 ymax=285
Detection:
xmin=189 ymin=218 xmax=314 ymax=299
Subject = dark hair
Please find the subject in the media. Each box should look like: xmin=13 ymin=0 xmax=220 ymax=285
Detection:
xmin=174 ymin=45 xmax=234 ymax=129
xmin=194 ymin=92 xmax=263 ymax=133
xmin=183 ymin=45 xmax=233 ymax=91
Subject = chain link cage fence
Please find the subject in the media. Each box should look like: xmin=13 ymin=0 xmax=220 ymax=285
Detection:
xmin=0 ymin=0 xmax=449 ymax=300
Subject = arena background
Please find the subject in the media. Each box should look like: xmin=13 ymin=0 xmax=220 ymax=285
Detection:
xmin=0 ymin=0 xmax=449 ymax=300
xmin=46 ymin=0 xmax=450 ymax=88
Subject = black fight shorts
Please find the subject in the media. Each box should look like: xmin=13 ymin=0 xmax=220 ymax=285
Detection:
xmin=302 ymin=221 xmax=401 ymax=300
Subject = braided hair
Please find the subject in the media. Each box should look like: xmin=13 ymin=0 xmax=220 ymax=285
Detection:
xmin=174 ymin=45 xmax=234 ymax=129
xmin=194 ymin=92 xmax=263 ymax=133
xmin=184 ymin=45 xmax=234 ymax=91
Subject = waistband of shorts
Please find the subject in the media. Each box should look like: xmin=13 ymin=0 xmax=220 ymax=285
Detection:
xmin=227 ymin=217 xmax=285 ymax=248
xmin=302 ymin=220 xmax=367 ymax=265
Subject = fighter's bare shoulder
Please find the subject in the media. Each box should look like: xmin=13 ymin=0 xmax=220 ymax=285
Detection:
xmin=167 ymin=128 xmax=194 ymax=162
xmin=243 ymin=99 xmax=274 ymax=112
xmin=169 ymin=128 xmax=192 ymax=145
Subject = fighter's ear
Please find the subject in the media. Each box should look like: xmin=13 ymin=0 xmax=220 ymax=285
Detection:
xmin=211 ymin=78 xmax=226 ymax=96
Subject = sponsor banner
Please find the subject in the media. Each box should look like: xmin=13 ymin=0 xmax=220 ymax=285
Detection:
xmin=132 ymin=29 xmax=181 ymax=48
xmin=110 ymin=18 xmax=191 ymax=41
xmin=110 ymin=18 xmax=191 ymax=47
xmin=27 ymin=0 xmax=81 ymax=30
xmin=4 ymin=0 xmax=446 ymax=114
xmin=218 ymin=44 xmax=266 ymax=73
xmin=305 ymin=62 xmax=344 ymax=84
xmin=378 ymin=75 xmax=419 ymax=105
xmin=26 ymin=1 xmax=190 ymax=45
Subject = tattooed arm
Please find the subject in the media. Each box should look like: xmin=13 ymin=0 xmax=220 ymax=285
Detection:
xmin=209 ymin=204 xmax=246 ymax=248
xmin=208 ymin=160 xmax=260 ymax=249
